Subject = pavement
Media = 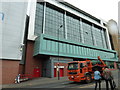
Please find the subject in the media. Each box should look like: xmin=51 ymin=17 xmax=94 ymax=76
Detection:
xmin=1 ymin=76 xmax=68 ymax=88
xmin=1 ymin=70 xmax=120 ymax=89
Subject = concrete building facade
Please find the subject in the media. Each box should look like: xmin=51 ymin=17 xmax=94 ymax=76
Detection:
xmin=1 ymin=0 xmax=118 ymax=84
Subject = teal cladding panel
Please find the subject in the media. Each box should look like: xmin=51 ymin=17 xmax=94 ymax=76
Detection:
xmin=34 ymin=34 xmax=118 ymax=61
xmin=34 ymin=37 xmax=41 ymax=56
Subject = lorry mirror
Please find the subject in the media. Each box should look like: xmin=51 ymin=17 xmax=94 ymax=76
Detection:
xmin=80 ymin=63 xmax=84 ymax=68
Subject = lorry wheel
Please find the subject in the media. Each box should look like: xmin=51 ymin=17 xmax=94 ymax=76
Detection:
xmin=85 ymin=74 xmax=92 ymax=83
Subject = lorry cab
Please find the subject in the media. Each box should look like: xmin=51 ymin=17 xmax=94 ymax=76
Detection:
xmin=67 ymin=61 xmax=93 ymax=83
xmin=67 ymin=56 xmax=106 ymax=83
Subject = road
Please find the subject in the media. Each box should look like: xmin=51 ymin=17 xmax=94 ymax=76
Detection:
xmin=24 ymin=70 xmax=119 ymax=89
xmin=25 ymin=79 xmax=118 ymax=88
xmin=24 ymin=80 xmax=96 ymax=88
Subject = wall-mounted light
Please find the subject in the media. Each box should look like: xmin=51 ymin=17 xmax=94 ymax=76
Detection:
xmin=20 ymin=44 xmax=25 ymax=51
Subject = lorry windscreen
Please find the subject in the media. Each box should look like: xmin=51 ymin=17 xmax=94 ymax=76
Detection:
xmin=68 ymin=63 xmax=78 ymax=70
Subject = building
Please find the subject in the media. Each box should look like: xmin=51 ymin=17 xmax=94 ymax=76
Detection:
xmin=118 ymin=33 xmax=120 ymax=61
xmin=1 ymin=1 xmax=28 ymax=84
xmin=118 ymin=2 xmax=120 ymax=62
xmin=1 ymin=0 xmax=118 ymax=84
xmin=107 ymin=19 xmax=119 ymax=53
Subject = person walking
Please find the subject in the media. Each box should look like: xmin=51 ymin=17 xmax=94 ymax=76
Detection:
xmin=94 ymin=68 xmax=101 ymax=90
xmin=15 ymin=74 xmax=20 ymax=83
xmin=103 ymin=66 xmax=114 ymax=90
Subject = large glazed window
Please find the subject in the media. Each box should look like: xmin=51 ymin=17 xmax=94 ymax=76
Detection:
xmin=92 ymin=25 xmax=106 ymax=48
xmin=45 ymin=3 xmax=65 ymax=39
xmin=34 ymin=3 xmax=44 ymax=36
xmin=66 ymin=12 xmax=81 ymax=42
xmin=82 ymin=19 xmax=93 ymax=45
xmin=101 ymin=29 xmax=107 ymax=49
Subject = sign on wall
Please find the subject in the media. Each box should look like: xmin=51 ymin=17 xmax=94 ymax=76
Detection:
xmin=0 ymin=12 xmax=4 ymax=21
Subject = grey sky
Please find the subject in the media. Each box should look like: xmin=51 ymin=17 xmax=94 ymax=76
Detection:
xmin=64 ymin=0 xmax=119 ymax=23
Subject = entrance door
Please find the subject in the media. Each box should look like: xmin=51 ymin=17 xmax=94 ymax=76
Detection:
xmin=33 ymin=68 xmax=40 ymax=77
xmin=60 ymin=68 xmax=64 ymax=77
xmin=54 ymin=68 xmax=56 ymax=77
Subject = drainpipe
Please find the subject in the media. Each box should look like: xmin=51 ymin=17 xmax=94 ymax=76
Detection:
xmin=20 ymin=15 xmax=30 ymax=74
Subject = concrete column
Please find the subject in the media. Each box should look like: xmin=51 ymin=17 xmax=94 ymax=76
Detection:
xmin=42 ymin=2 xmax=46 ymax=34
xmin=105 ymin=28 xmax=112 ymax=49
xmin=100 ymin=28 xmax=105 ymax=48
xmin=91 ymin=24 xmax=96 ymax=46
xmin=64 ymin=11 xmax=67 ymax=39
xmin=91 ymin=24 xmax=97 ymax=46
xmin=27 ymin=0 xmax=37 ymax=40
xmin=80 ymin=19 xmax=84 ymax=43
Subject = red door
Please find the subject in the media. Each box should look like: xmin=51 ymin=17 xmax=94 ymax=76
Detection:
xmin=60 ymin=68 xmax=64 ymax=77
xmin=54 ymin=68 xmax=56 ymax=77
xmin=33 ymin=68 xmax=40 ymax=77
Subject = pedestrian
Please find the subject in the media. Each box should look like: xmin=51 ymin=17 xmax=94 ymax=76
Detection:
xmin=15 ymin=74 xmax=21 ymax=83
xmin=94 ymin=68 xmax=101 ymax=90
xmin=103 ymin=66 xmax=114 ymax=90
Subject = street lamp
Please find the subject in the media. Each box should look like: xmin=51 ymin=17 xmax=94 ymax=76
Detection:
xmin=57 ymin=25 xmax=63 ymax=80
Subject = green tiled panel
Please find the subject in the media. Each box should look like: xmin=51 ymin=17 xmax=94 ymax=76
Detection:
xmin=34 ymin=34 xmax=118 ymax=61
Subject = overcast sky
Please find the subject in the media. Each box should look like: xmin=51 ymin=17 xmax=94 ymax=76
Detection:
xmin=64 ymin=0 xmax=119 ymax=23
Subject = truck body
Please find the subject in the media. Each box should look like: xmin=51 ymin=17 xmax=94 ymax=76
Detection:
xmin=67 ymin=56 xmax=106 ymax=83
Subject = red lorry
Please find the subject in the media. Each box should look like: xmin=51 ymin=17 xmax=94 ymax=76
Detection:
xmin=67 ymin=56 xmax=106 ymax=83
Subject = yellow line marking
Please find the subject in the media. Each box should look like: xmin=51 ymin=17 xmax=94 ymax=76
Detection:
xmin=79 ymin=84 xmax=95 ymax=88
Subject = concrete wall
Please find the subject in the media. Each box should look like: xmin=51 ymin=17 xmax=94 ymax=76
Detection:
xmin=107 ymin=20 xmax=119 ymax=52
xmin=1 ymin=2 xmax=28 ymax=60
xmin=42 ymin=59 xmax=52 ymax=77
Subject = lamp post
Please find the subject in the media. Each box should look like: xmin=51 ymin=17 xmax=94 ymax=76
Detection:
xmin=57 ymin=25 xmax=63 ymax=80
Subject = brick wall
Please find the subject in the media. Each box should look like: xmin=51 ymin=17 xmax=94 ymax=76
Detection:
xmin=25 ymin=41 xmax=42 ymax=76
xmin=1 ymin=60 xmax=19 ymax=84
xmin=19 ymin=64 xmax=25 ymax=74
xmin=0 ymin=60 xmax=2 ymax=84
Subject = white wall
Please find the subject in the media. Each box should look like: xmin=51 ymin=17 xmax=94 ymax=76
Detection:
xmin=1 ymin=2 xmax=28 ymax=60
xmin=27 ymin=0 xmax=37 ymax=40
